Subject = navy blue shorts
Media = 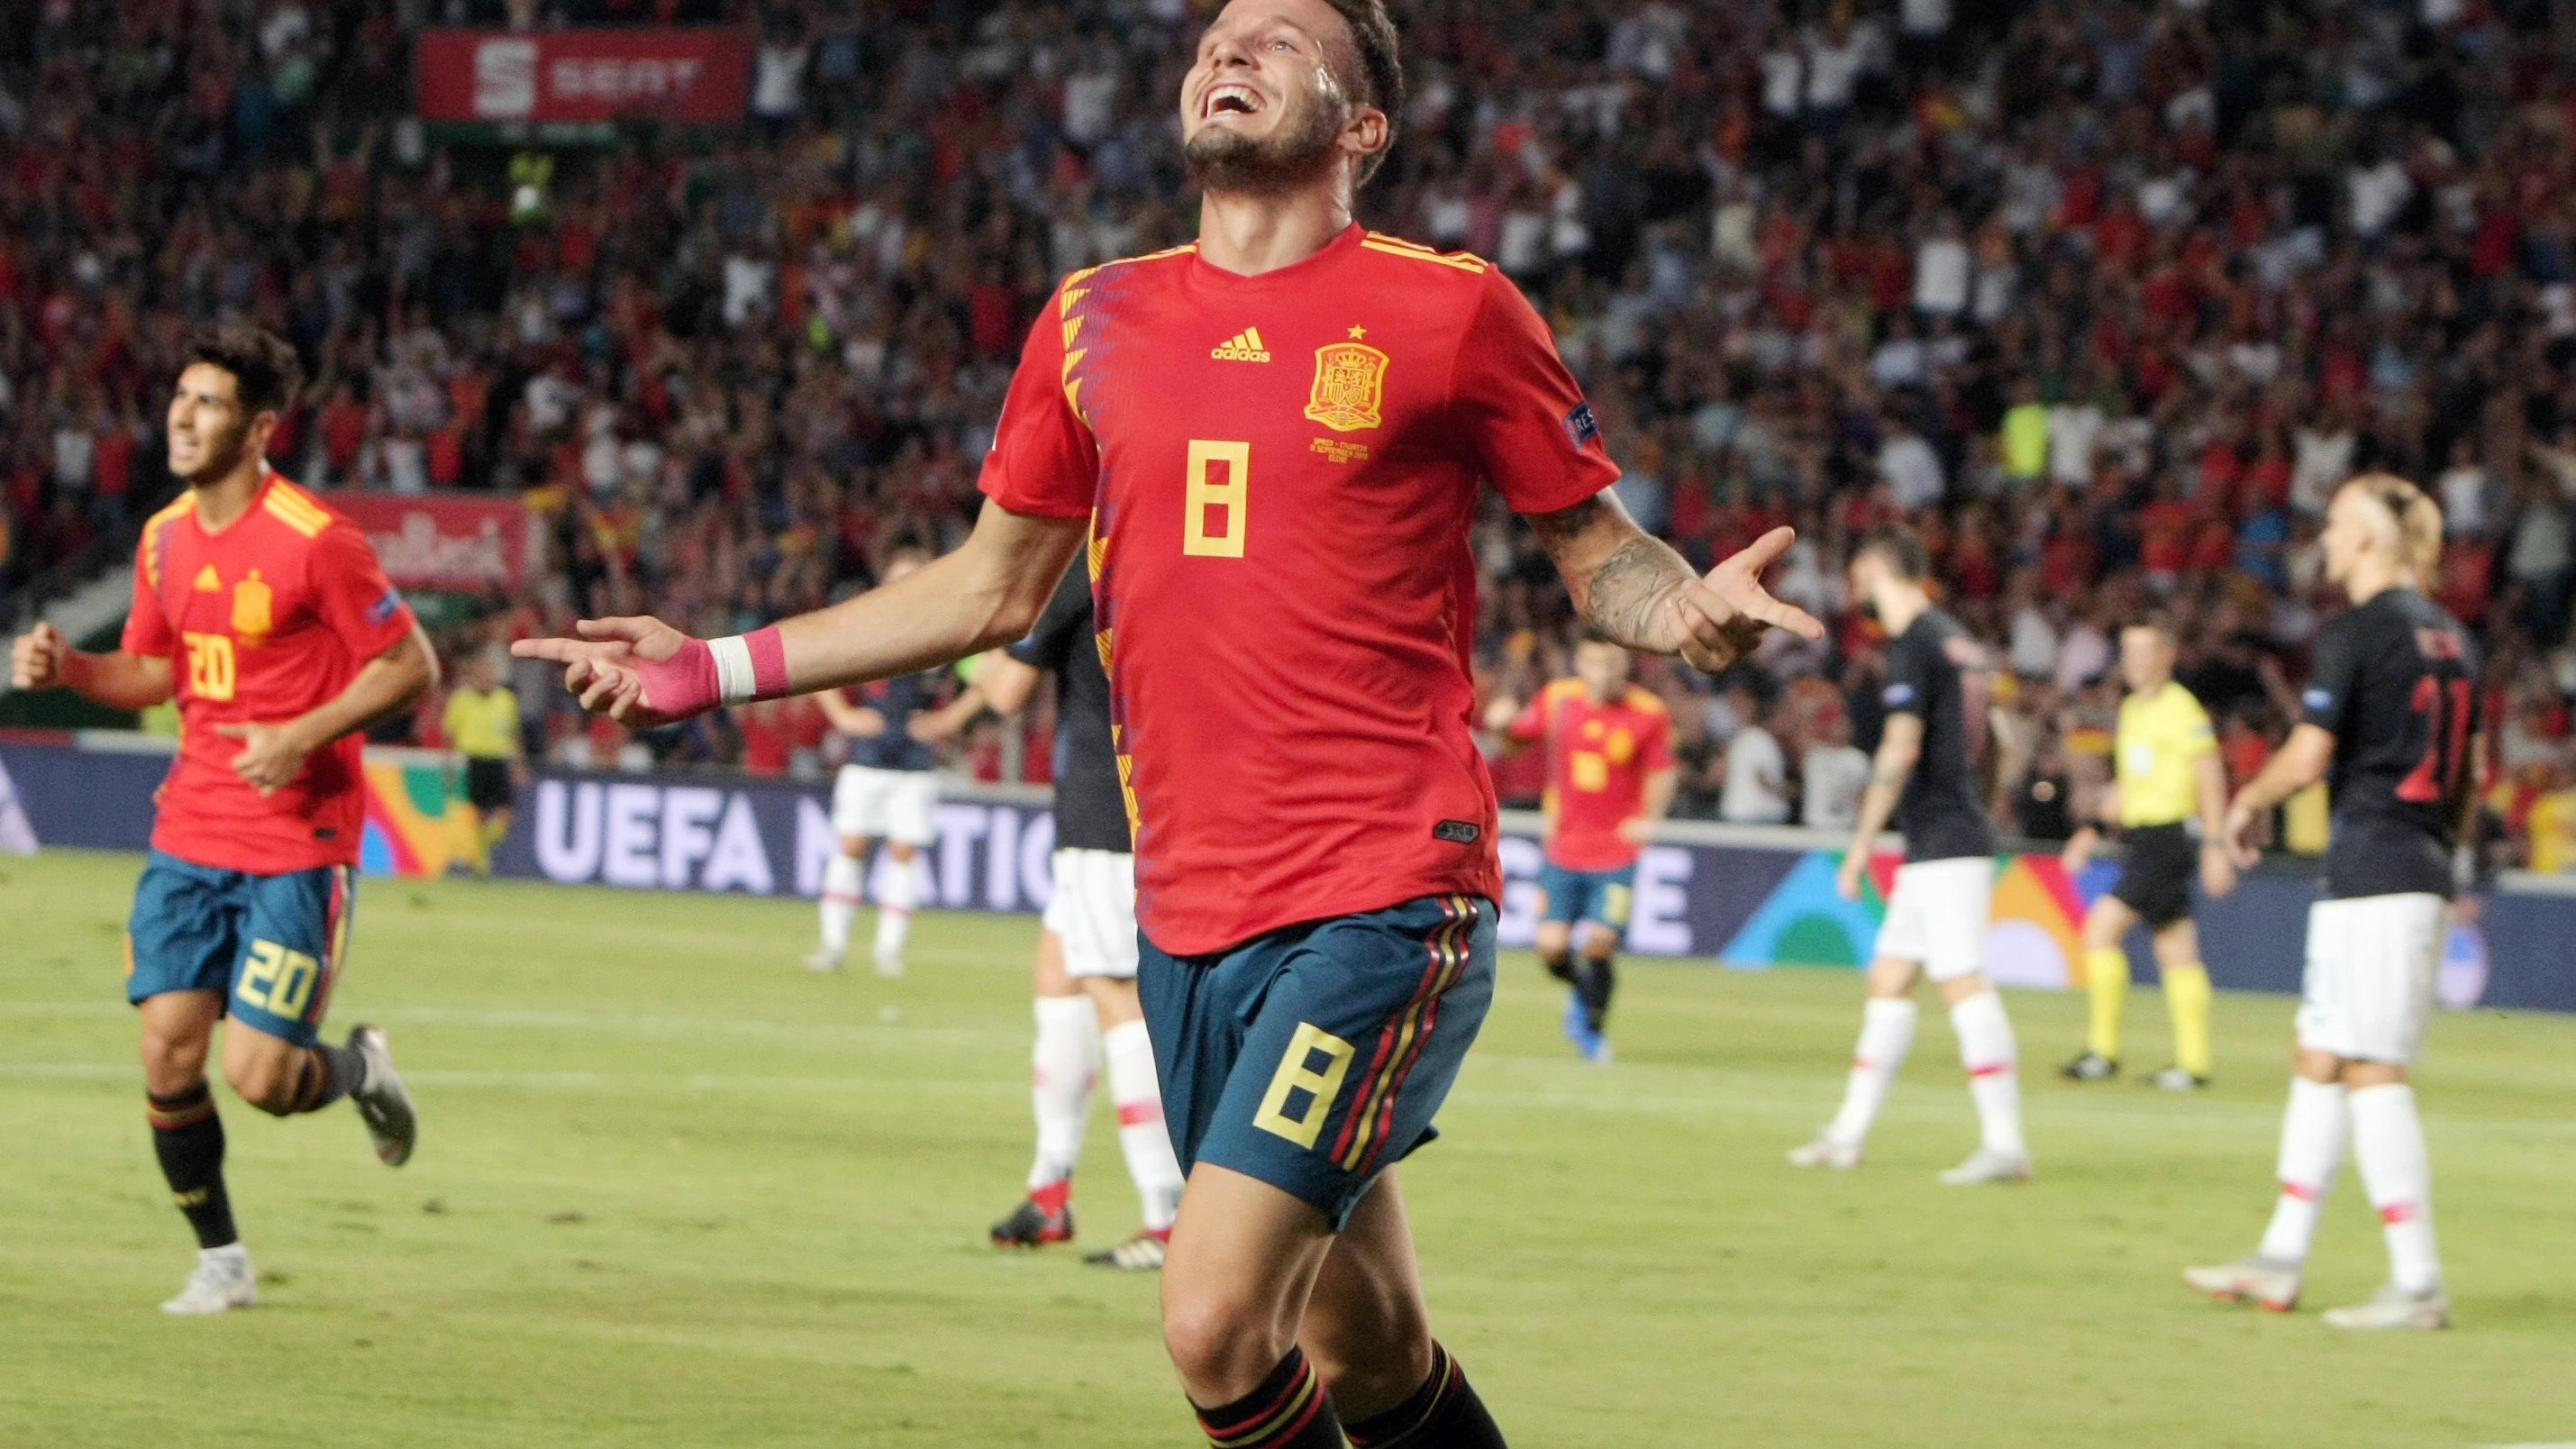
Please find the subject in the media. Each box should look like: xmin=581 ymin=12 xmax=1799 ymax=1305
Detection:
xmin=1139 ymin=894 xmax=1496 ymax=1229
xmin=126 ymin=850 xmax=355 ymax=1047
xmin=1537 ymin=859 xmax=1635 ymax=934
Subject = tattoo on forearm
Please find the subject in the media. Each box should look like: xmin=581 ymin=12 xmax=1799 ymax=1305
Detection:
xmin=1527 ymin=497 xmax=1706 ymax=654
xmin=1588 ymin=536 xmax=1694 ymax=646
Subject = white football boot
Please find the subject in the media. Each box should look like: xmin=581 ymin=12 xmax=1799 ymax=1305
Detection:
xmin=2182 ymin=1253 xmax=2303 ymax=1311
xmin=160 ymin=1244 xmax=256 ymax=1316
xmin=2322 ymin=1283 xmax=2449 ymax=1331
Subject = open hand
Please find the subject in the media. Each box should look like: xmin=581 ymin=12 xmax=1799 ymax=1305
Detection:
xmin=215 ymin=720 xmax=314 ymax=795
xmin=511 ymin=615 xmax=704 ymax=729
xmin=10 ymin=622 xmax=67 ymax=690
xmin=1662 ymin=527 xmax=1827 ymax=673
xmin=1836 ymin=852 xmax=1867 ymax=902
xmin=2220 ymin=800 xmax=2262 ymax=870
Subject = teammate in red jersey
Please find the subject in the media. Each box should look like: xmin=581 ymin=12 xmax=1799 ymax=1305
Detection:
xmin=10 ymin=327 xmax=434 ymax=1315
xmin=1485 ymin=634 xmax=1676 ymax=1062
xmin=515 ymin=3 xmax=1822 ymax=1442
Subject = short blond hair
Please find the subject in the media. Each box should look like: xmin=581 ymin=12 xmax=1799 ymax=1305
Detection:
xmin=2343 ymin=472 xmax=2443 ymax=585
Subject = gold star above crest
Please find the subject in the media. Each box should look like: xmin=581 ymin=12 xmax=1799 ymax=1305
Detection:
xmin=1347 ymin=324 xmax=1368 ymax=340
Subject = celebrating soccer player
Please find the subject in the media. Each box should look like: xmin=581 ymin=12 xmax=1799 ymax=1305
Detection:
xmin=2185 ymin=476 xmax=2477 ymax=1330
xmin=1791 ymin=526 xmax=2032 ymax=1185
xmin=2057 ymin=614 xmax=2237 ymax=1089
xmin=915 ymin=564 xmax=1188 ymax=1270
xmin=1484 ymin=633 xmax=1677 ymax=1064
xmin=10 ymin=326 xmax=432 ymax=1314
xmin=516 ymin=1 xmax=1821 ymax=1441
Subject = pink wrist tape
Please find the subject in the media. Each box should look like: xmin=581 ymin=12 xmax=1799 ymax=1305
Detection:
xmin=636 ymin=626 xmax=787 ymax=716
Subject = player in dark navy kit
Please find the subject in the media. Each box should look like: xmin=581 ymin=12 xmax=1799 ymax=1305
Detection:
xmin=1795 ymin=526 xmax=2031 ymax=1184
xmin=918 ymin=564 xmax=1188 ymax=1269
xmin=809 ymin=545 xmax=952 ymax=977
xmin=2188 ymin=475 xmax=2479 ymax=1331
xmin=518 ymin=0 xmax=1823 ymax=1439
xmin=11 ymin=327 xmax=432 ymax=1314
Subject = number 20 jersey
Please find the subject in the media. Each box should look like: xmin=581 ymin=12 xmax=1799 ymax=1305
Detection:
xmin=122 ymin=474 xmax=418 ymax=873
xmin=2297 ymin=586 xmax=2479 ymax=899
xmin=978 ymin=223 xmax=1618 ymax=956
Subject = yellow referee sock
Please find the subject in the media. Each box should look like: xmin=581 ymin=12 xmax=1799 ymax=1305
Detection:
xmin=2084 ymin=947 xmax=2129 ymax=1062
xmin=2164 ymin=961 xmax=2213 ymax=1079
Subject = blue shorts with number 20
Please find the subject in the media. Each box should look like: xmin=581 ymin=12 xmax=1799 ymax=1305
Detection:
xmin=1538 ymin=859 xmax=1634 ymax=934
xmin=1139 ymin=894 xmax=1497 ymax=1229
xmin=126 ymin=850 xmax=354 ymax=1047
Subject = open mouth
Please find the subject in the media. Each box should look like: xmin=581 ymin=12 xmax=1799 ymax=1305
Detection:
xmin=1202 ymin=82 xmax=1263 ymax=119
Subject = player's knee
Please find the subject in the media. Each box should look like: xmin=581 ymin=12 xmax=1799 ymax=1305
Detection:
xmin=1160 ymin=1290 xmax=1284 ymax=1396
xmin=224 ymin=1057 xmax=300 ymax=1116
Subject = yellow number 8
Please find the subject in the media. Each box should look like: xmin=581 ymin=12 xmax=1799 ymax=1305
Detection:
xmin=1184 ymin=439 xmax=1249 ymax=558
xmin=1252 ymin=1022 xmax=1355 ymax=1150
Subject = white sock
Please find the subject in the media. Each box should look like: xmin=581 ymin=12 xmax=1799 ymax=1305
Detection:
xmin=873 ymin=855 xmax=918 ymax=960
xmin=202 ymin=1243 xmax=248 ymax=1267
xmin=1949 ymin=989 xmax=2025 ymax=1158
xmin=1826 ymin=998 xmax=1917 ymax=1147
xmin=819 ymin=852 xmax=863 ymax=959
xmin=1027 ymin=994 xmax=1099 ymax=1193
xmin=2350 ymin=1082 xmax=2441 ymax=1293
xmin=1102 ymin=1019 xmax=1185 ymax=1232
xmin=2257 ymin=1076 xmax=2348 ymax=1264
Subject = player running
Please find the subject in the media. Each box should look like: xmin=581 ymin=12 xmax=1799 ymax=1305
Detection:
xmin=2058 ymin=614 xmax=2236 ymax=1089
xmin=2186 ymin=475 xmax=2475 ymax=1331
xmin=808 ymin=545 xmax=948 ymax=978
xmin=1792 ymin=525 xmax=2032 ymax=1185
xmin=9 ymin=326 xmax=432 ymax=1314
xmin=517 ymin=1 xmax=1822 ymax=1439
xmin=1484 ymin=633 xmax=1676 ymax=1064
xmin=916 ymin=564 xmax=1188 ymax=1269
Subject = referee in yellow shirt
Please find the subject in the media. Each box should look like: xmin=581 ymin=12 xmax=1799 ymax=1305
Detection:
xmin=442 ymin=648 xmax=525 ymax=877
xmin=2060 ymin=615 xmax=2237 ymax=1089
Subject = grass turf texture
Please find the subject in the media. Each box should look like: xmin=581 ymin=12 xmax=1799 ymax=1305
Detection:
xmin=4 ymin=848 xmax=2573 ymax=1448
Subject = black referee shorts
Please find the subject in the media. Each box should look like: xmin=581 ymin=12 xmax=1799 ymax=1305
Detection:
xmin=463 ymin=757 xmax=517 ymax=813
xmin=2109 ymin=822 xmax=2196 ymax=929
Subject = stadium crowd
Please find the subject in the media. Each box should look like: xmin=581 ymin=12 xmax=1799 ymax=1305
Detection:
xmin=8 ymin=0 xmax=2576 ymax=863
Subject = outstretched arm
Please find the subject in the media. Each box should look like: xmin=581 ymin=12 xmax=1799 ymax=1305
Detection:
xmin=1523 ymin=491 xmax=1824 ymax=671
xmin=514 ymin=503 xmax=1087 ymax=728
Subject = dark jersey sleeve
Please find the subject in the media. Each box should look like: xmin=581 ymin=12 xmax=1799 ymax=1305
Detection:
xmin=2299 ymin=612 xmax=2365 ymax=739
xmin=1005 ymin=566 xmax=1089 ymax=674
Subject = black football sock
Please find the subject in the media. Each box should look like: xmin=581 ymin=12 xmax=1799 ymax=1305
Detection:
xmin=1193 ymin=1346 xmax=1343 ymax=1448
xmin=148 ymin=1084 xmax=238 ymax=1250
xmin=1577 ymin=954 xmax=1616 ymax=1033
xmin=287 ymin=1041 xmax=367 ymax=1115
xmin=1537 ymin=947 xmax=1577 ymax=986
xmin=1343 ymin=1343 xmax=1508 ymax=1448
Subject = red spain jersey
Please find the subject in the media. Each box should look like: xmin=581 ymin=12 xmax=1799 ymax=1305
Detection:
xmin=979 ymin=224 xmax=1618 ymax=954
xmin=122 ymin=474 xmax=418 ymax=873
xmin=1506 ymin=679 xmax=1675 ymax=871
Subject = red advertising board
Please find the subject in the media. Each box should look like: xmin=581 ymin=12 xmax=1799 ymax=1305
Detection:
xmin=415 ymin=29 xmax=753 ymax=124
xmin=330 ymin=493 xmax=532 ymax=592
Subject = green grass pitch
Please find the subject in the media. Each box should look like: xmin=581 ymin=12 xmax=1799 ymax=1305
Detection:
xmin=5 ymin=847 xmax=2573 ymax=1447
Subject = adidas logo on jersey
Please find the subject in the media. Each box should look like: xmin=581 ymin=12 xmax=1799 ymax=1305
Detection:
xmin=1210 ymin=327 xmax=1270 ymax=362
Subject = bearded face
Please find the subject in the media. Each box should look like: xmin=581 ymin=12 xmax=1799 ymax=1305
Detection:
xmin=1179 ymin=1 xmax=1361 ymax=197
xmin=1183 ymin=77 xmax=1347 ymax=196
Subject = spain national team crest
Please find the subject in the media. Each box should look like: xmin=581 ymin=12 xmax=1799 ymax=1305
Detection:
xmin=1304 ymin=342 xmax=1388 ymax=433
xmin=231 ymin=572 xmax=273 ymax=641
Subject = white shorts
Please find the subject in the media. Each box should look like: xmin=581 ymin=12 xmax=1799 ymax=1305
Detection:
xmin=1873 ymin=855 xmax=1996 ymax=982
xmin=2295 ymin=893 xmax=2446 ymax=1064
xmin=829 ymin=765 xmax=939 ymax=846
xmin=1042 ymin=848 xmax=1139 ymax=980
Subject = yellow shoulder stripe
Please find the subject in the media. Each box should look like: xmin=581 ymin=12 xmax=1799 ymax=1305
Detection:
xmin=262 ymin=485 xmax=332 ymax=538
xmin=1360 ymin=233 xmax=1488 ymax=272
xmin=1626 ymin=686 xmax=1670 ymax=715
